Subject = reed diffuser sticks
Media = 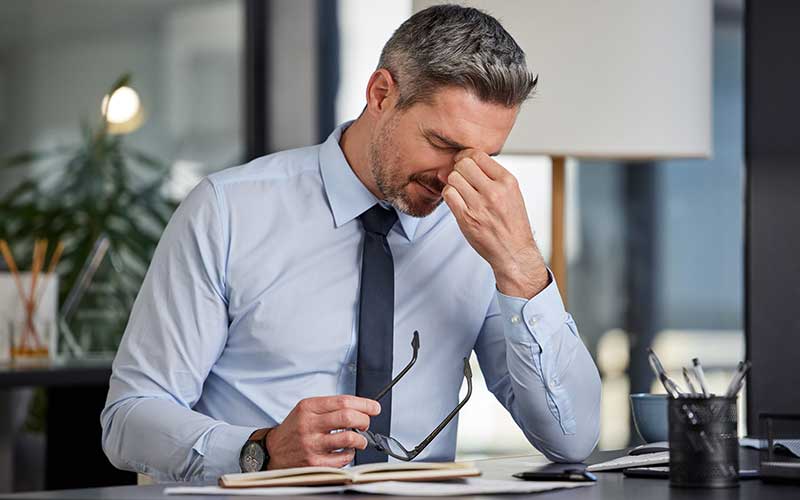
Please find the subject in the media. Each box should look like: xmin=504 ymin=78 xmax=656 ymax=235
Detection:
xmin=0 ymin=239 xmax=64 ymax=358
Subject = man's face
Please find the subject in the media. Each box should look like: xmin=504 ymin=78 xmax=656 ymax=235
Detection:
xmin=368 ymin=86 xmax=519 ymax=217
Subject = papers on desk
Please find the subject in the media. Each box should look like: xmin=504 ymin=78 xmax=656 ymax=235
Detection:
xmin=586 ymin=451 xmax=670 ymax=472
xmin=165 ymin=478 xmax=593 ymax=496
xmin=353 ymin=480 xmax=592 ymax=496
xmin=166 ymin=485 xmax=344 ymax=496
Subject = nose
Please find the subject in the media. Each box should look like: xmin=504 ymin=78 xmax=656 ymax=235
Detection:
xmin=436 ymin=165 xmax=454 ymax=185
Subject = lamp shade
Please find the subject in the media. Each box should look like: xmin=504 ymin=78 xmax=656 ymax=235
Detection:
xmin=413 ymin=0 xmax=712 ymax=159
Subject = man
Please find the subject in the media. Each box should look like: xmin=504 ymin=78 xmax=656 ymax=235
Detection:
xmin=101 ymin=4 xmax=600 ymax=481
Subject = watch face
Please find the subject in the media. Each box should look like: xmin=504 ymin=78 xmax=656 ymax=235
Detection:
xmin=239 ymin=441 xmax=266 ymax=473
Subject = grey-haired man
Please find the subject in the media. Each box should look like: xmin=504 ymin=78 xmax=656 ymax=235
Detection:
xmin=102 ymin=4 xmax=601 ymax=480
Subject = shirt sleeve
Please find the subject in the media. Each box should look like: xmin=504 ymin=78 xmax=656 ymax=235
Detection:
xmin=473 ymin=270 xmax=601 ymax=463
xmin=100 ymin=179 xmax=258 ymax=482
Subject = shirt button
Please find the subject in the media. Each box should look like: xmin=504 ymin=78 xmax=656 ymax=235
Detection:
xmin=349 ymin=363 xmax=356 ymax=373
xmin=510 ymin=315 xmax=521 ymax=325
xmin=528 ymin=315 xmax=541 ymax=327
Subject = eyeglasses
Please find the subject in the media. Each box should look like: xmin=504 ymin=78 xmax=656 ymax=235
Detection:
xmin=353 ymin=331 xmax=473 ymax=461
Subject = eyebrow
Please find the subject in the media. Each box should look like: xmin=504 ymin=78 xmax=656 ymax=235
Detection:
xmin=421 ymin=128 xmax=502 ymax=157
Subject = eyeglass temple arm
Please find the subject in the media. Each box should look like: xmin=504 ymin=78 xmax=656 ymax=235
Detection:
xmin=373 ymin=331 xmax=420 ymax=402
xmin=410 ymin=357 xmax=473 ymax=457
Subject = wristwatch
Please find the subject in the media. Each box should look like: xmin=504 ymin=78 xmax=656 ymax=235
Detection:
xmin=239 ymin=428 xmax=272 ymax=473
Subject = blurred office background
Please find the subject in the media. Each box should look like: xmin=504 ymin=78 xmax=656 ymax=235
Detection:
xmin=0 ymin=0 xmax=748 ymax=491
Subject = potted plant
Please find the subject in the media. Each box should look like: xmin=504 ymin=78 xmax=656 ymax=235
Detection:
xmin=0 ymin=73 xmax=177 ymax=355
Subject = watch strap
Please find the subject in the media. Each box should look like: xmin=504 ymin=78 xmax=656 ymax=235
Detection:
xmin=248 ymin=427 xmax=272 ymax=446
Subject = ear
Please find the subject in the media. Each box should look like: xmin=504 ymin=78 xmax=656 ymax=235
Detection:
xmin=365 ymin=69 xmax=398 ymax=118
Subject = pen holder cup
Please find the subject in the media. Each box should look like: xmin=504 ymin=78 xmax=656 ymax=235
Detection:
xmin=668 ymin=396 xmax=739 ymax=488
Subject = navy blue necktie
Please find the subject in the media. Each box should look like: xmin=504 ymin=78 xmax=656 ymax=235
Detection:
xmin=355 ymin=204 xmax=397 ymax=464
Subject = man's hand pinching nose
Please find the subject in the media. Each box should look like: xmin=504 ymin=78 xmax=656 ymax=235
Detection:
xmin=442 ymin=148 xmax=549 ymax=299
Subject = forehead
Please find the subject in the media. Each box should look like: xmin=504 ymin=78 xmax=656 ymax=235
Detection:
xmin=404 ymin=86 xmax=519 ymax=154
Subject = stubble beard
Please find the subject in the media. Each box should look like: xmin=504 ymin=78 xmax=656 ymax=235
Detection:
xmin=368 ymin=118 xmax=445 ymax=218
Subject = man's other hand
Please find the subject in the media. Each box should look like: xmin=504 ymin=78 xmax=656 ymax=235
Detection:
xmin=265 ymin=395 xmax=381 ymax=469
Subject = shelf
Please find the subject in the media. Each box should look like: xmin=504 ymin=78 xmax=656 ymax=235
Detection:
xmin=0 ymin=358 xmax=113 ymax=388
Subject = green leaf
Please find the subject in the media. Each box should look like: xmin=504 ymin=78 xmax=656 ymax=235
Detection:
xmin=0 ymin=146 xmax=73 ymax=169
xmin=108 ymin=73 xmax=132 ymax=97
xmin=124 ymin=148 xmax=170 ymax=173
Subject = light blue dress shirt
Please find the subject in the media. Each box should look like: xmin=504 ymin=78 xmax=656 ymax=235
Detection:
xmin=101 ymin=122 xmax=601 ymax=482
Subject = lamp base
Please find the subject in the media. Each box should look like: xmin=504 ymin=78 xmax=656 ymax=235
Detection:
xmin=550 ymin=156 xmax=567 ymax=306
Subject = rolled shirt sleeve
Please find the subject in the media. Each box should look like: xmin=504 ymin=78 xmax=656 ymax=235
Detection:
xmin=100 ymin=179 xmax=256 ymax=481
xmin=474 ymin=270 xmax=601 ymax=463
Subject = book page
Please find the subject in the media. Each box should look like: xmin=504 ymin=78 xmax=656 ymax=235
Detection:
xmin=351 ymin=461 xmax=473 ymax=475
xmin=219 ymin=461 xmax=478 ymax=488
xmin=352 ymin=467 xmax=480 ymax=484
xmin=220 ymin=465 xmax=350 ymax=485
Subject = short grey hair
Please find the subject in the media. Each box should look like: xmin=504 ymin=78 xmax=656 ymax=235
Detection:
xmin=377 ymin=4 xmax=538 ymax=110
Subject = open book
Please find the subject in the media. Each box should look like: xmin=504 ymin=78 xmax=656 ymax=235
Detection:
xmin=218 ymin=461 xmax=481 ymax=488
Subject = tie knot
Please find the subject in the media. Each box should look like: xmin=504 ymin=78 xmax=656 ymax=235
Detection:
xmin=359 ymin=204 xmax=398 ymax=236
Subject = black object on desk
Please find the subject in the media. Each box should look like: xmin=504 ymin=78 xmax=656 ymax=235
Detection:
xmin=623 ymin=466 xmax=760 ymax=479
xmin=514 ymin=468 xmax=597 ymax=482
xmin=759 ymin=413 xmax=800 ymax=483
xmin=629 ymin=441 xmax=669 ymax=455
xmin=668 ymin=395 xmax=739 ymax=488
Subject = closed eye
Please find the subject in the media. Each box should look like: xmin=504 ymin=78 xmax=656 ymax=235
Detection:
xmin=428 ymin=140 xmax=458 ymax=152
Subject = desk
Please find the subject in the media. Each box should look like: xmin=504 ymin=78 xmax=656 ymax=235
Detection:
xmin=1 ymin=449 xmax=798 ymax=499
xmin=0 ymin=359 xmax=136 ymax=491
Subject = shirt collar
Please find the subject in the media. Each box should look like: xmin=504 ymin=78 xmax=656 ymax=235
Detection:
xmin=319 ymin=121 xmax=421 ymax=241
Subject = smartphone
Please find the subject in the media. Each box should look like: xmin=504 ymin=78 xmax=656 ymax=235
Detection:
xmin=513 ymin=468 xmax=597 ymax=482
xmin=622 ymin=466 xmax=670 ymax=479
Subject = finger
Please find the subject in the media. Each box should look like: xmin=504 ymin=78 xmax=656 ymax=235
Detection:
xmin=303 ymin=395 xmax=381 ymax=416
xmin=321 ymin=448 xmax=356 ymax=468
xmin=315 ymin=409 xmax=371 ymax=432
xmin=442 ymin=184 xmax=467 ymax=217
xmin=453 ymin=148 xmax=475 ymax=163
xmin=320 ymin=430 xmax=369 ymax=451
xmin=446 ymin=170 xmax=481 ymax=208
xmin=453 ymin=157 xmax=492 ymax=193
xmin=455 ymin=149 xmax=505 ymax=181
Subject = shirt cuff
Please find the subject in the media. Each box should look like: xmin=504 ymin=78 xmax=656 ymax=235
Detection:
xmin=496 ymin=269 xmax=568 ymax=348
xmin=200 ymin=423 xmax=259 ymax=478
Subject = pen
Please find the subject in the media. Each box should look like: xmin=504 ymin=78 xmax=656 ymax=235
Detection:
xmin=647 ymin=348 xmax=682 ymax=398
xmin=725 ymin=361 xmax=751 ymax=397
xmin=682 ymin=367 xmax=699 ymax=396
xmin=724 ymin=361 xmax=744 ymax=397
xmin=692 ymin=358 xmax=710 ymax=398
xmin=733 ymin=361 xmax=752 ymax=396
